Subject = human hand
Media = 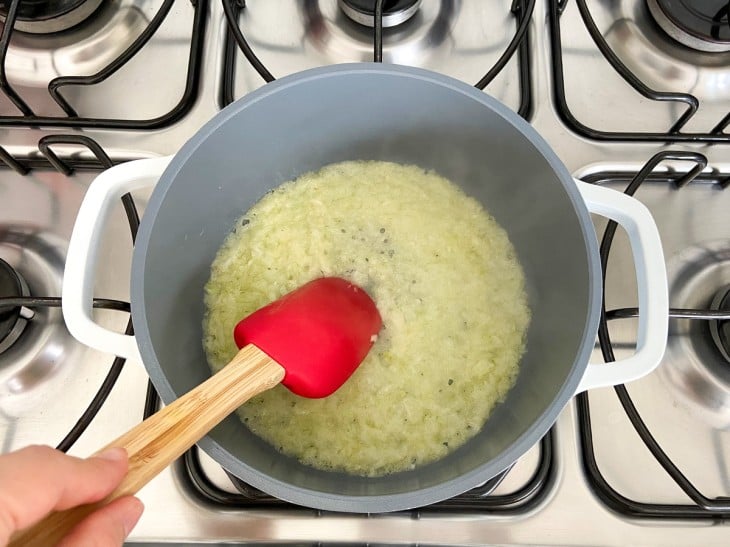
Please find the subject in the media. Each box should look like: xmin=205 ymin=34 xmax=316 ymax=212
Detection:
xmin=0 ymin=445 xmax=143 ymax=547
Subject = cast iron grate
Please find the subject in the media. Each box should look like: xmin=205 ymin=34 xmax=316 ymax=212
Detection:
xmin=549 ymin=0 xmax=730 ymax=143
xmin=0 ymin=136 xmax=139 ymax=450
xmin=219 ymin=0 xmax=535 ymax=120
xmin=578 ymin=150 xmax=730 ymax=519
xmin=0 ymin=0 xmax=206 ymax=129
xmin=0 ymin=136 xmax=133 ymax=173
xmin=178 ymin=430 xmax=554 ymax=513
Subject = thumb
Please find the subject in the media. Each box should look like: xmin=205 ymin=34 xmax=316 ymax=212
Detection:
xmin=56 ymin=496 xmax=143 ymax=547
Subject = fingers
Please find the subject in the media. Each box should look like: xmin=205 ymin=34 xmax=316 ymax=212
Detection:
xmin=0 ymin=446 xmax=129 ymax=544
xmin=56 ymin=496 xmax=144 ymax=547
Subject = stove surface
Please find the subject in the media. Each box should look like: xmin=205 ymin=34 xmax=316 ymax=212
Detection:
xmin=1 ymin=0 xmax=729 ymax=545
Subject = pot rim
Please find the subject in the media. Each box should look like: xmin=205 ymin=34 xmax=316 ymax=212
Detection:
xmin=131 ymin=63 xmax=602 ymax=512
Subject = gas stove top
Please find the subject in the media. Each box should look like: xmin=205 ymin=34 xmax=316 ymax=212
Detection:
xmin=1 ymin=1 xmax=729 ymax=545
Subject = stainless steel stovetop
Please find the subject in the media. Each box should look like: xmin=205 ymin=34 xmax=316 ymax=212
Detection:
xmin=1 ymin=0 xmax=729 ymax=545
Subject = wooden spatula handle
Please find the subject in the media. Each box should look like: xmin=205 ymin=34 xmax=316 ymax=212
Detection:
xmin=9 ymin=344 xmax=284 ymax=547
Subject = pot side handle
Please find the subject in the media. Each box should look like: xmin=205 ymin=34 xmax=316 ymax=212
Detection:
xmin=62 ymin=156 xmax=173 ymax=361
xmin=574 ymin=180 xmax=669 ymax=394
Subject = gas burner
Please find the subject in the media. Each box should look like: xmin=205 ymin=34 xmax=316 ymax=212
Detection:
xmin=0 ymin=227 xmax=82 ymax=416
xmin=660 ymin=241 xmax=730 ymax=428
xmin=0 ymin=257 xmax=33 ymax=355
xmin=1 ymin=0 xmax=168 ymax=88
xmin=0 ymin=0 xmax=104 ymax=34
xmin=710 ymin=284 xmax=730 ymax=362
xmin=338 ymin=0 xmax=422 ymax=28
xmin=647 ymin=0 xmax=730 ymax=53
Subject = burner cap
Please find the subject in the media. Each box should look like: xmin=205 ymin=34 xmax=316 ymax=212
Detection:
xmin=710 ymin=284 xmax=730 ymax=363
xmin=0 ymin=0 xmax=104 ymax=34
xmin=647 ymin=0 xmax=730 ymax=53
xmin=339 ymin=0 xmax=422 ymax=28
xmin=0 ymin=257 xmax=32 ymax=354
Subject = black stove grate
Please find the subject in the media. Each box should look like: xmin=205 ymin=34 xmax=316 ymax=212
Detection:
xmin=0 ymin=136 xmax=139 ymax=450
xmin=0 ymin=136 xmax=132 ymax=174
xmin=0 ymin=0 xmax=206 ymax=129
xmin=220 ymin=0 xmax=535 ymax=120
xmin=549 ymin=0 xmax=730 ymax=143
xmin=178 ymin=429 xmax=555 ymax=513
xmin=578 ymin=150 xmax=730 ymax=519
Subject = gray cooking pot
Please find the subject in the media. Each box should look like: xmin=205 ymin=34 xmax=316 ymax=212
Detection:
xmin=63 ymin=64 xmax=668 ymax=512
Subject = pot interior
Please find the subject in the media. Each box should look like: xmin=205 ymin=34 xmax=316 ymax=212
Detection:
xmin=132 ymin=65 xmax=599 ymax=510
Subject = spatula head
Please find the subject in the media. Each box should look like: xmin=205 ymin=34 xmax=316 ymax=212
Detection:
xmin=233 ymin=277 xmax=382 ymax=398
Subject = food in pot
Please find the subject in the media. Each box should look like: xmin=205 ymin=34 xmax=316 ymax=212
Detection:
xmin=202 ymin=160 xmax=530 ymax=477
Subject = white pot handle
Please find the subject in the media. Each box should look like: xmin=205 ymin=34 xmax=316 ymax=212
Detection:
xmin=574 ymin=180 xmax=668 ymax=394
xmin=62 ymin=156 xmax=173 ymax=361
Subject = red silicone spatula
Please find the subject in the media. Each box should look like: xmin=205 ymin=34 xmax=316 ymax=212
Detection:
xmin=10 ymin=277 xmax=381 ymax=547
